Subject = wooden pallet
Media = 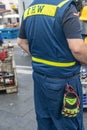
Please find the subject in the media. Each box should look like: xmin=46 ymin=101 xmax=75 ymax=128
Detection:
xmin=0 ymin=85 xmax=18 ymax=94
xmin=0 ymin=67 xmax=18 ymax=94
xmin=0 ymin=68 xmax=18 ymax=94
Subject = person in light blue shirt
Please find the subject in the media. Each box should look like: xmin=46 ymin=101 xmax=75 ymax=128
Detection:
xmin=0 ymin=33 xmax=3 ymax=46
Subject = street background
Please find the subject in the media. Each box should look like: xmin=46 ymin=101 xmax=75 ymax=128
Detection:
xmin=0 ymin=39 xmax=86 ymax=130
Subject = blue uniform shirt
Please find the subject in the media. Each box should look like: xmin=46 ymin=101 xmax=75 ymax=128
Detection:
xmin=18 ymin=1 xmax=82 ymax=78
xmin=19 ymin=4 xmax=82 ymax=39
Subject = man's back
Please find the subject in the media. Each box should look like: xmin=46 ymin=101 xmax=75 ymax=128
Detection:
xmin=21 ymin=0 xmax=81 ymax=78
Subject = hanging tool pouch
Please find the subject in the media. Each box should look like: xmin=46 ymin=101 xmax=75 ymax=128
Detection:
xmin=62 ymin=84 xmax=80 ymax=117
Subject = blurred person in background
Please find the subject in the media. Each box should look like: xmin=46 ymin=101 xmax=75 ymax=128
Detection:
xmin=0 ymin=33 xmax=3 ymax=46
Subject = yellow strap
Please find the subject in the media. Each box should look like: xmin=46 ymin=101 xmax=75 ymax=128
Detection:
xmin=32 ymin=57 xmax=76 ymax=67
xmin=24 ymin=0 xmax=69 ymax=19
xmin=84 ymin=37 xmax=87 ymax=44
xmin=57 ymin=0 xmax=69 ymax=7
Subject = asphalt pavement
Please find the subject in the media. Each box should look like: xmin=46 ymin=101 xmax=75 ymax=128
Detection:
xmin=0 ymin=38 xmax=86 ymax=130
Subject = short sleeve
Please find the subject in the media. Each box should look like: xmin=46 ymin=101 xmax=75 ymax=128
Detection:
xmin=62 ymin=3 xmax=82 ymax=39
xmin=18 ymin=19 xmax=27 ymax=39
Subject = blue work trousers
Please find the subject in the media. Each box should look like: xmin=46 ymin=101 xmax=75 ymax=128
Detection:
xmin=33 ymin=71 xmax=85 ymax=130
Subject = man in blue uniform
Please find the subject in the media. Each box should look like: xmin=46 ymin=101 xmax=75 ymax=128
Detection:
xmin=17 ymin=0 xmax=86 ymax=130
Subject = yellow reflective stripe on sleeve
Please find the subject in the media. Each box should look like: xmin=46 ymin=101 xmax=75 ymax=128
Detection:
xmin=32 ymin=57 xmax=76 ymax=67
xmin=24 ymin=4 xmax=57 ymax=19
xmin=24 ymin=0 xmax=70 ymax=19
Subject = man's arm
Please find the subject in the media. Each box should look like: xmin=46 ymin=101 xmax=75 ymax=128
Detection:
xmin=67 ymin=38 xmax=87 ymax=64
xmin=17 ymin=38 xmax=30 ymax=54
xmin=62 ymin=3 xmax=87 ymax=64
xmin=17 ymin=18 xmax=30 ymax=55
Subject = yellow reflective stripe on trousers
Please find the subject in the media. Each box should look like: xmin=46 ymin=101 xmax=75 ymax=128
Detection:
xmin=32 ymin=57 xmax=76 ymax=67
xmin=24 ymin=0 xmax=69 ymax=19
